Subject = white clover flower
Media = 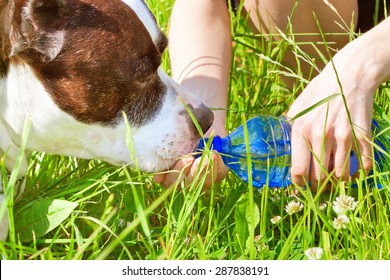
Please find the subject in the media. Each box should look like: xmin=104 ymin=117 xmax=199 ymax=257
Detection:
xmin=333 ymin=214 xmax=350 ymax=230
xmin=270 ymin=215 xmax=281 ymax=224
xmin=285 ymin=200 xmax=304 ymax=215
xmin=304 ymin=247 xmax=324 ymax=260
xmin=319 ymin=202 xmax=328 ymax=211
xmin=332 ymin=195 xmax=358 ymax=215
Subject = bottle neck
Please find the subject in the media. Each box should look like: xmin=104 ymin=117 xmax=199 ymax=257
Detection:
xmin=197 ymin=135 xmax=230 ymax=153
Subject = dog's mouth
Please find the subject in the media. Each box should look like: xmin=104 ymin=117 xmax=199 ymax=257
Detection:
xmin=152 ymin=139 xmax=201 ymax=171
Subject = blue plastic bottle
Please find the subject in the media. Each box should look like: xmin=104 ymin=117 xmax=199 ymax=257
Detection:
xmin=197 ymin=116 xmax=385 ymax=188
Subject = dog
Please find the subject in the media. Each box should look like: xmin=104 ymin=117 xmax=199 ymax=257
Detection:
xmin=0 ymin=0 xmax=214 ymax=240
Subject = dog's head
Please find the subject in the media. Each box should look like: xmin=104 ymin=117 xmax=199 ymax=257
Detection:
xmin=0 ymin=0 xmax=213 ymax=172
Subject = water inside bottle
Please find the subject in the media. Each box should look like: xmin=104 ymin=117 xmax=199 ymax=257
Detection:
xmin=221 ymin=116 xmax=292 ymax=187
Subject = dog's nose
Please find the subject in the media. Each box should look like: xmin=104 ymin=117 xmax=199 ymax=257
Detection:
xmin=190 ymin=104 xmax=214 ymax=136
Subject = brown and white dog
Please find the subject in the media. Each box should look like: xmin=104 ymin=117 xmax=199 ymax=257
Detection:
xmin=0 ymin=0 xmax=213 ymax=240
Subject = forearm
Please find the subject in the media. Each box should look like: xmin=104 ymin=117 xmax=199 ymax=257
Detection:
xmin=357 ymin=16 xmax=390 ymax=85
xmin=168 ymin=0 xmax=231 ymax=136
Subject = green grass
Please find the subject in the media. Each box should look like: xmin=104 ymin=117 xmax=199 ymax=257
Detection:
xmin=1 ymin=0 xmax=389 ymax=260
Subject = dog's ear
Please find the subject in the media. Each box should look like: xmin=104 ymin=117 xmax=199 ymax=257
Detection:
xmin=10 ymin=0 xmax=66 ymax=62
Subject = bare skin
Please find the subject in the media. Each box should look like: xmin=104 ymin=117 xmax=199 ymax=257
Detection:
xmin=153 ymin=0 xmax=230 ymax=187
xmin=288 ymin=17 xmax=390 ymax=188
xmin=154 ymin=0 xmax=390 ymax=190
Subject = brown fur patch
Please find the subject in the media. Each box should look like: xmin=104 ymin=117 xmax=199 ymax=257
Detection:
xmin=2 ymin=0 xmax=168 ymax=126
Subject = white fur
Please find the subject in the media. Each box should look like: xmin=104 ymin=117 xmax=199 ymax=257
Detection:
xmin=0 ymin=63 xmax=202 ymax=172
xmin=122 ymin=0 xmax=161 ymax=44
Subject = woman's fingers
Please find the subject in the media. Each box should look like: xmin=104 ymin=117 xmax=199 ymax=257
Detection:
xmin=332 ymin=145 xmax=351 ymax=181
xmin=309 ymin=135 xmax=332 ymax=190
xmin=187 ymin=153 xmax=229 ymax=187
xmin=153 ymin=156 xmax=194 ymax=187
xmin=290 ymin=124 xmax=311 ymax=187
xmin=290 ymin=117 xmax=375 ymax=191
xmin=153 ymin=152 xmax=229 ymax=188
xmin=353 ymin=130 xmax=374 ymax=176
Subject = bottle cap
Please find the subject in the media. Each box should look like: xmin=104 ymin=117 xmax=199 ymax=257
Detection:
xmin=196 ymin=135 xmax=223 ymax=154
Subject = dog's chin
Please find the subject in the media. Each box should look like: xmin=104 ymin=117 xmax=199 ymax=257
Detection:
xmin=121 ymin=157 xmax=177 ymax=173
xmin=100 ymin=153 xmax=182 ymax=173
xmin=139 ymin=153 xmax=190 ymax=173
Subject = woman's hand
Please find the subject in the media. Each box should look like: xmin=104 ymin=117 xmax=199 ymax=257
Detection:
xmin=287 ymin=34 xmax=381 ymax=190
xmin=153 ymin=152 xmax=229 ymax=188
